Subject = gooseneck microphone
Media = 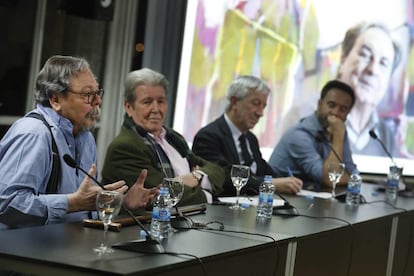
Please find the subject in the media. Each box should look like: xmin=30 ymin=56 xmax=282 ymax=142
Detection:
xmin=135 ymin=125 xmax=194 ymax=227
xmin=135 ymin=126 xmax=169 ymax=178
xmin=368 ymin=130 xmax=414 ymax=198
xmin=63 ymin=154 xmax=105 ymax=189
xmin=315 ymin=131 xmax=352 ymax=186
xmin=368 ymin=129 xmax=397 ymax=167
xmin=315 ymin=132 xmax=343 ymax=163
xmin=63 ymin=154 xmax=164 ymax=253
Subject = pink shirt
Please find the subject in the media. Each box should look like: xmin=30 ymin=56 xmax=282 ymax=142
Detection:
xmin=151 ymin=129 xmax=213 ymax=203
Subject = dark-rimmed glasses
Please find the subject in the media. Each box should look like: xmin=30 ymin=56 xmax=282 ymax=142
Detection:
xmin=66 ymin=89 xmax=104 ymax=104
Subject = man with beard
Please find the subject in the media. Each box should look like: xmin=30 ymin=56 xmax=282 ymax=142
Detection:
xmin=192 ymin=75 xmax=302 ymax=196
xmin=269 ymin=80 xmax=357 ymax=190
xmin=0 ymin=56 xmax=157 ymax=229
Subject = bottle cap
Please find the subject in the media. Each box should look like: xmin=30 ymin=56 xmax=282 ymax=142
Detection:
xmin=264 ymin=175 xmax=272 ymax=182
xmin=240 ymin=203 xmax=250 ymax=209
xmin=140 ymin=230 xmax=147 ymax=238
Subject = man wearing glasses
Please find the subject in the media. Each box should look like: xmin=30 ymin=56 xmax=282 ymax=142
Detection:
xmin=0 ymin=55 xmax=157 ymax=229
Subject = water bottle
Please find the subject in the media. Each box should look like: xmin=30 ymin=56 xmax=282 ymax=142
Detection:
xmin=257 ymin=175 xmax=275 ymax=219
xmin=385 ymin=166 xmax=402 ymax=204
xmin=150 ymin=186 xmax=171 ymax=239
xmin=346 ymin=170 xmax=361 ymax=206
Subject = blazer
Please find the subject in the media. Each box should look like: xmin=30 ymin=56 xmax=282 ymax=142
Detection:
xmin=192 ymin=115 xmax=277 ymax=196
xmin=102 ymin=122 xmax=224 ymax=206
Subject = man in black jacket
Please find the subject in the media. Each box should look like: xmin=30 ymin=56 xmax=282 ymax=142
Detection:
xmin=192 ymin=75 xmax=302 ymax=196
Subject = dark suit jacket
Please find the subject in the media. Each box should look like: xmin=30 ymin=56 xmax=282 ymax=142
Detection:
xmin=192 ymin=115 xmax=277 ymax=196
xmin=102 ymin=123 xmax=224 ymax=206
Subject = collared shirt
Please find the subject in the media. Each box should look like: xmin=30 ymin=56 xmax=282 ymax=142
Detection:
xmin=152 ymin=128 xmax=213 ymax=203
xmin=223 ymin=114 xmax=257 ymax=174
xmin=269 ymin=113 xmax=356 ymax=190
xmin=0 ymin=105 xmax=98 ymax=229
xmin=346 ymin=111 xmax=397 ymax=157
xmin=347 ymin=111 xmax=379 ymax=152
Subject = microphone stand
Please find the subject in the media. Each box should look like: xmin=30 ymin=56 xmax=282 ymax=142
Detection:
xmin=272 ymin=193 xmax=299 ymax=216
xmin=368 ymin=131 xmax=414 ymax=198
xmin=112 ymin=208 xmax=165 ymax=254
xmin=63 ymin=154 xmax=164 ymax=253
xmin=170 ymin=205 xmax=194 ymax=229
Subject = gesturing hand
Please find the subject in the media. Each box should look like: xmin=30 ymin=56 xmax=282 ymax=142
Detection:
xmin=123 ymin=169 xmax=158 ymax=210
xmin=68 ymin=164 xmax=104 ymax=212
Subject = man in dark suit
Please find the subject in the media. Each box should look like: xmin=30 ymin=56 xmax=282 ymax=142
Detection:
xmin=102 ymin=68 xmax=224 ymax=206
xmin=192 ymin=75 xmax=302 ymax=196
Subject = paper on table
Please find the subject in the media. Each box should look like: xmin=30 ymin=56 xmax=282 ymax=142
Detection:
xmin=297 ymin=189 xmax=332 ymax=199
xmin=218 ymin=196 xmax=285 ymax=207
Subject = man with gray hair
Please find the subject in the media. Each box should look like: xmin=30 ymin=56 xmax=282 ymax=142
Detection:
xmin=102 ymin=68 xmax=224 ymax=205
xmin=192 ymin=75 xmax=302 ymax=196
xmin=0 ymin=55 xmax=156 ymax=229
xmin=279 ymin=21 xmax=401 ymax=157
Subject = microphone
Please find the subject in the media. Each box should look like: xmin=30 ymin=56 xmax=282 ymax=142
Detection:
xmin=135 ymin=125 xmax=191 ymax=224
xmin=368 ymin=129 xmax=397 ymax=167
xmin=63 ymin=154 xmax=164 ymax=253
xmin=315 ymin=132 xmax=343 ymax=163
xmin=272 ymin=193 xmax=299 ymax=216
xmin=63 ymin=154 xmax=105 ymax=189
xmin=135 ymin=125 xmax=169 ymax=178
xmin=368 ymin=130 xmax=414 ymax=198
xmin=272 ymin=170 xmax=298 ymax=216
xmin=315 ymin=131 xmax=352 ymax=190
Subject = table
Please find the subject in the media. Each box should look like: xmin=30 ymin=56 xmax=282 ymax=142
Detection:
xmin=0 ymin=216 xmax=292 ymax=275
xmin=192 ymin=188 xmax=402 ymax=276
xmin=1 ymin=182 xmax=413 ymax=276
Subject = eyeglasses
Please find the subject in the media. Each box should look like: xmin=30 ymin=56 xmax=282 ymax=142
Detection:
xmin=66 ymin=89 xmax=104 ymax=104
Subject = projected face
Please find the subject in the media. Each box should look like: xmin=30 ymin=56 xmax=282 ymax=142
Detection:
xmin=339 ymin=27 xmax=395 ymax=108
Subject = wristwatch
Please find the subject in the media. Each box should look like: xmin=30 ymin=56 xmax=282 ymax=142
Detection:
xmin=192 ymin=170 xmax=204 ymax=184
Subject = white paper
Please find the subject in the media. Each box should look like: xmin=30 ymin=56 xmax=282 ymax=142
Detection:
xmin=218 ymin=196 xmax=285 ymax=207
xmin=297 ymin=189 xmax=332 ymax=199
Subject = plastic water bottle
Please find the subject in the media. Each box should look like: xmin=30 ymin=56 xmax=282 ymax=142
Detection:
xmin=150 ymin=186 xmax=171 ymax=239
xmin=257 ymin=175 xmax=275 ymax=219
xmin=346 ymin=170 xmax=362 ymax=206
xmin=385 ymin=166 xmax=401 ymax=204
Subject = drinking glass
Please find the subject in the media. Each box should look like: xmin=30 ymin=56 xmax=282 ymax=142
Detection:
xmin=328 ymin=162 xmax=345 ymax=198
xmin=93 ymin=190 xmax=123 ymax=254
xmin=164 ymin=177 xmax=187 ymax=230
xmin=164 ymin=177 xmax=184 ymax=209
xmin=230 ymin=164 xmax=250 ymax=210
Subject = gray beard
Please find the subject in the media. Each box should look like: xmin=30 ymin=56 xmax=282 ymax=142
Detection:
xmin=81 ymin=107 xmax=101 ymax=132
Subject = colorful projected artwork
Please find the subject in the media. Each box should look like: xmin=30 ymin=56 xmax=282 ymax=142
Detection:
xmin=175 ymin=0 xmax=414 ymax=173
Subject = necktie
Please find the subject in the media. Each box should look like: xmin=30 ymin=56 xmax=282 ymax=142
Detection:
xmin=239 ymin=134 xmax=253 ymax=166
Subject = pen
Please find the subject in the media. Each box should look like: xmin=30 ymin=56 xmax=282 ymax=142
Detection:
xmin=287 ymin=167 xmax=293 ymax=177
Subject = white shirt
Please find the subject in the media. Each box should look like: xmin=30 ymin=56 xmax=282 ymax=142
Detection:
xmin=224 ymin=114 xmax=257 ymax=174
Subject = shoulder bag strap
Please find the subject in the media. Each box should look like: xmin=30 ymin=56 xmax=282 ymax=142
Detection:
xmin=26 ymin=112 xmax=60 ymax=194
